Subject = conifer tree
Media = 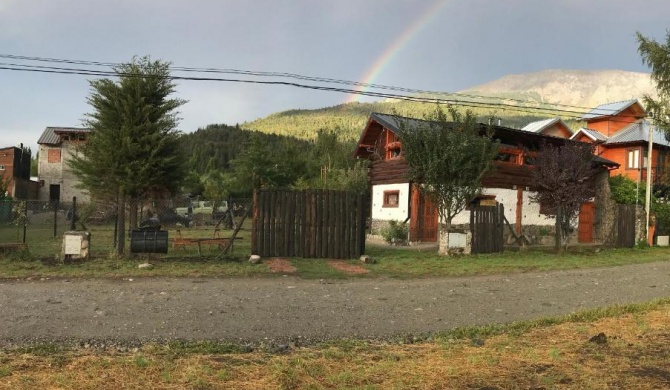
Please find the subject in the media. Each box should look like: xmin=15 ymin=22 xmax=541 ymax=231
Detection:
xmin=70 ymin=57 xmax=185 ymax=255
xmin=637 ymin=31 xmax=670 ymax=131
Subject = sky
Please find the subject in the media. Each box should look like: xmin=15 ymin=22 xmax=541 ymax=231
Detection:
xmin=1 ymin=0 xmax=669 ymax=153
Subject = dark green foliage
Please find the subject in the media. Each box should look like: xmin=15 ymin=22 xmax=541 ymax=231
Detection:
xmin=637 ymin=31 xmax=670 ymax=132
xmin=380 ymin=220 xmax=409 ymax=244
xmin=71 ymin=57 xmax=185 ymax=198
xmin=400 ymin=106 xmax=500 ymax=241
xmin=179 ymin=126 xmax=369 ymax=195
xmin=609 ymin=174 xmax=645 ymax=205
xmin=70 ymin=56 xmax=185 ymax=255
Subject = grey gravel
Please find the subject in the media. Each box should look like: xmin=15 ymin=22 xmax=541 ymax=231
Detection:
xmin=1 ymin=260 xmax=669 ymax=348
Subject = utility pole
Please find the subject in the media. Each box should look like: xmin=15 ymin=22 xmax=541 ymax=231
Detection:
xmin=646 ymin=113 xmax=654 ymax=244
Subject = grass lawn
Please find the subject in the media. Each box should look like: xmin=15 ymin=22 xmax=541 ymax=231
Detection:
xmin=2 ymin=221 xmax=670 ymax=279
xmin=1 ymin=299 xmax=669 ymax=389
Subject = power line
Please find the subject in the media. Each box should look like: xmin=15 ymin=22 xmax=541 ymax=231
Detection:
xmin=0 ymin=55 xmax=648 ymax=125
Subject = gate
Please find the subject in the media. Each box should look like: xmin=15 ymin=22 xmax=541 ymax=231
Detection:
xmin=616 ymin=204 xmax=637 ymax=248
xmin=252 ymin=190 xmax=366 ymax=259
xmin=470 ymin=204 xmax=504 ymax=254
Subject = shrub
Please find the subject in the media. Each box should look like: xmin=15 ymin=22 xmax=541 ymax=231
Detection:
xmin=380 ymin=220 xmax=408 ymax=245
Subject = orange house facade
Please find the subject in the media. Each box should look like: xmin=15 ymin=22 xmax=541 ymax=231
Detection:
xmin=571 ymin=99 xmax=670 ymax=186
xmin=354 ymin=113 xmax=616 ymax=244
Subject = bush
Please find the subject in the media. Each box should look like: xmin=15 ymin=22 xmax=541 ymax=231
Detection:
xmin=380 ymin=220 xmax=408 ymax=245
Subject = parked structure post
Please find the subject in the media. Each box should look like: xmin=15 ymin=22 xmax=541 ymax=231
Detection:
xmin=646 ymin=115 xmax=654 ymax=244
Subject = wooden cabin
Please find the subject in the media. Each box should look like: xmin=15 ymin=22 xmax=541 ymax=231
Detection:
xmin=571 ymin=99 xmax=670 ymax=188
xmin=354 ymin=113 xmax=618 ymax=244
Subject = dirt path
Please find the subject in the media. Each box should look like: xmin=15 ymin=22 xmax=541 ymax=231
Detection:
xmin=1 ymin=261 xmax=670 ymax=347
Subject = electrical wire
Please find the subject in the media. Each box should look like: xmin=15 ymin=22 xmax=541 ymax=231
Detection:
xmin=0 ymin=54 xmax=650 ymax=125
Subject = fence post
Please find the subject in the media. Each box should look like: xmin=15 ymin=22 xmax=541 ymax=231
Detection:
xmin=70 ymin=196 xmax=77 ymax=231
xmin=22 ymin=201 xmax=28 ymax=244
xmin=53 ymin=201 xmax=58 ymax=238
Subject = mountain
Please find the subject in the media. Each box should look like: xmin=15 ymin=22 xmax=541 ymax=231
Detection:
xmin=460 ymin=69 xmax=656 ymax=109
xmin=241 ymin=69 xmax=658 ymax=141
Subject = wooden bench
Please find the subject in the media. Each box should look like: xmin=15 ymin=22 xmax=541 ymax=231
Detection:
xmin=172 ymin=230 xmax=241 ymax=255
xmin=0 ymin=243 xmax=28 ymax=253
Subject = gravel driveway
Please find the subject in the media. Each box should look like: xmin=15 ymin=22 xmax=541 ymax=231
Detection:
xmin=1 ymin=261 xmax=670 ymax=347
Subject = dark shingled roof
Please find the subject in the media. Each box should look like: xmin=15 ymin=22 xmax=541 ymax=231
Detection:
xmin=37 ymin=127 xmax=91 ymax=145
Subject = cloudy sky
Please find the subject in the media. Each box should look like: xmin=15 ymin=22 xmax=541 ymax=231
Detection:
xmin=1 ymin=0 xmax=669 ymax=152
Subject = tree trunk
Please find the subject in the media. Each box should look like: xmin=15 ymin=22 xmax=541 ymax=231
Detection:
xmin=128 ymin=198 xmax=138 ymax=231
xmin=555 ymin=205 xmax=564 ymax=255
xmin=116 ymin=190 xmax=126 ymax=256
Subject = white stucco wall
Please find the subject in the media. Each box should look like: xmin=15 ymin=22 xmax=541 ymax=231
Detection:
xmin=371 ymin=183 xmax=410 ymax=222
xmin=371 ymin=184 xmax=554 ymax=227
xmin=442 ymin=188 xmax=555 ymax=226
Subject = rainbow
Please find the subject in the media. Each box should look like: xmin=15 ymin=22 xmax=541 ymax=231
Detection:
xmin=345 ymin=0 xmax=450 ymax=104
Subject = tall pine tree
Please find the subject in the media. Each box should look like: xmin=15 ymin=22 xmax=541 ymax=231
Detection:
xmin=70 ymin=57 xmax=185 ymax=256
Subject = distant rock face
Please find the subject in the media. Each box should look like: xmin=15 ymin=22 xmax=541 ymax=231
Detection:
xmin=460 ymin=69 xmax=657 ymax=108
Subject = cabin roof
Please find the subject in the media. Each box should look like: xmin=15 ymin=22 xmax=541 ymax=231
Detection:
xmin=521 ymin=117 xmax=572 ymax=135
xmin=355 ymin=112 xmax=619 ymax=167
xmin=579 ymin=99 xmax=642 ymax=121
xmin=604 ymin=120 xmax=670 ymax=147
xmin=37 ymin=127 xmax=91 ymax=145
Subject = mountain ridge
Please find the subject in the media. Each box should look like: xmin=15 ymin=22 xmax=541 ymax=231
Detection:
xmin=240 ymin=69 xmax=658 ymax=140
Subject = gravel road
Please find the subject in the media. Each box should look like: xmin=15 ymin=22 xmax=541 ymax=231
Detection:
xmin=1 ymin=261 xmax=670 ymax=347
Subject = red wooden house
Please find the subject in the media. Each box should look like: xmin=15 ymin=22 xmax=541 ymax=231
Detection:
xmin=354 ymin=113 xmax=617 ymax=244
xmin=570 ymin=99 xmax=670 ymax=188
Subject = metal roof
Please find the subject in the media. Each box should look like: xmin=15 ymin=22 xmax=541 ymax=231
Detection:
xmin=37 ymin=127 xmax=91 ymax=145
xmin=570 ymin=128 xmax=608 ymax=142
xmin=580 ymin=99 xmax=640 ymax=120
xmin=604 ymin=120 xmax=670 ymax=147
xmin=370 ymin=113 xmax=427 ymax=134
xmin=521 ymin=118 xmax=560 ymax=133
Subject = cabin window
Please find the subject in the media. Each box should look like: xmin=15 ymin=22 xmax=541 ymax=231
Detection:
xmin=627 ymin=149 xmax=640 ymax=169
xmin=385 ymin=141 xmax=402 ymax=159
xmin=383 ymin=190 xmax=400 ymax=208
xmin=48 ymin=149 xmax=61 ymax=163
xmin=467 ymin=194 xmax=496 ymax=210
xmin=0 ymin=165 xmax=5 ymax=170
xmin=523 ymin=155 xmax=536 ymax=166
xmin=494 ymin=149 xmax=521 ymax=164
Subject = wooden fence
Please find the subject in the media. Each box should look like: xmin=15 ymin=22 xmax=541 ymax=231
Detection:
xmin=616 ymin=204 xmax=637 ymax=248
xmin=470 ymin=204 xmax=504 ymax=254
xmin=252 ymin=190 xmax=366 ymax=259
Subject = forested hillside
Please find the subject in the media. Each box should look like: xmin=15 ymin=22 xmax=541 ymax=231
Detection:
xmin=241 ymin=100 xmax=568 ymax=141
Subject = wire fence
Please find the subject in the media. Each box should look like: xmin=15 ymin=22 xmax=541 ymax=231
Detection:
xmin=0 ymin=197 xmax=253 ymax=258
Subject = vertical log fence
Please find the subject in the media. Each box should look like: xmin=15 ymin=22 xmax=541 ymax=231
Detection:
xmin=252 ymin=190 xmax=366 ymax=259
xmin=470 ymin=204 xmax=504 ymax=254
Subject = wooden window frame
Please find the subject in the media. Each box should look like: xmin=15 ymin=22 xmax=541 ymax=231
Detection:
xmin=626 ymin=148 xmax=640 ymax=170
xmin=382 ymin=190 xmax=400 ymax=208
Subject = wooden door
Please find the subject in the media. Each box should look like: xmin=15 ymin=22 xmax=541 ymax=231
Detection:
xmin=578 ymin=202 xmax=595 ymax=243
xmin=409 ymin=187 xmax=438 ymax=242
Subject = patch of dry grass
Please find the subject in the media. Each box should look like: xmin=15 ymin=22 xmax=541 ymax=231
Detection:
xmin=2 ymin=303 xmax=670 ymax=389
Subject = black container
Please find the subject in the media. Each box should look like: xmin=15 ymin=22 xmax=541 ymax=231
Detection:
xmin=130 ymin=229 xmax=169 ymax=253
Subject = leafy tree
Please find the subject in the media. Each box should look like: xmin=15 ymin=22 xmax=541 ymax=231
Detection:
xmin=637 ymin=31 xmax=670 ymax=131
xmin=400 ymin=105 xmax=500 ymax=255
xmin=609 ymin=174 xmax=646 ymax=205
xmin=70 ymin=56 xmax=185 ymax=255
xmin=531 ymin=141 xmax=600 ymax=254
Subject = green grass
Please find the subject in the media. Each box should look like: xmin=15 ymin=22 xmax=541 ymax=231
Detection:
xmin=2 ymin=221 xmax=670 ymax=280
